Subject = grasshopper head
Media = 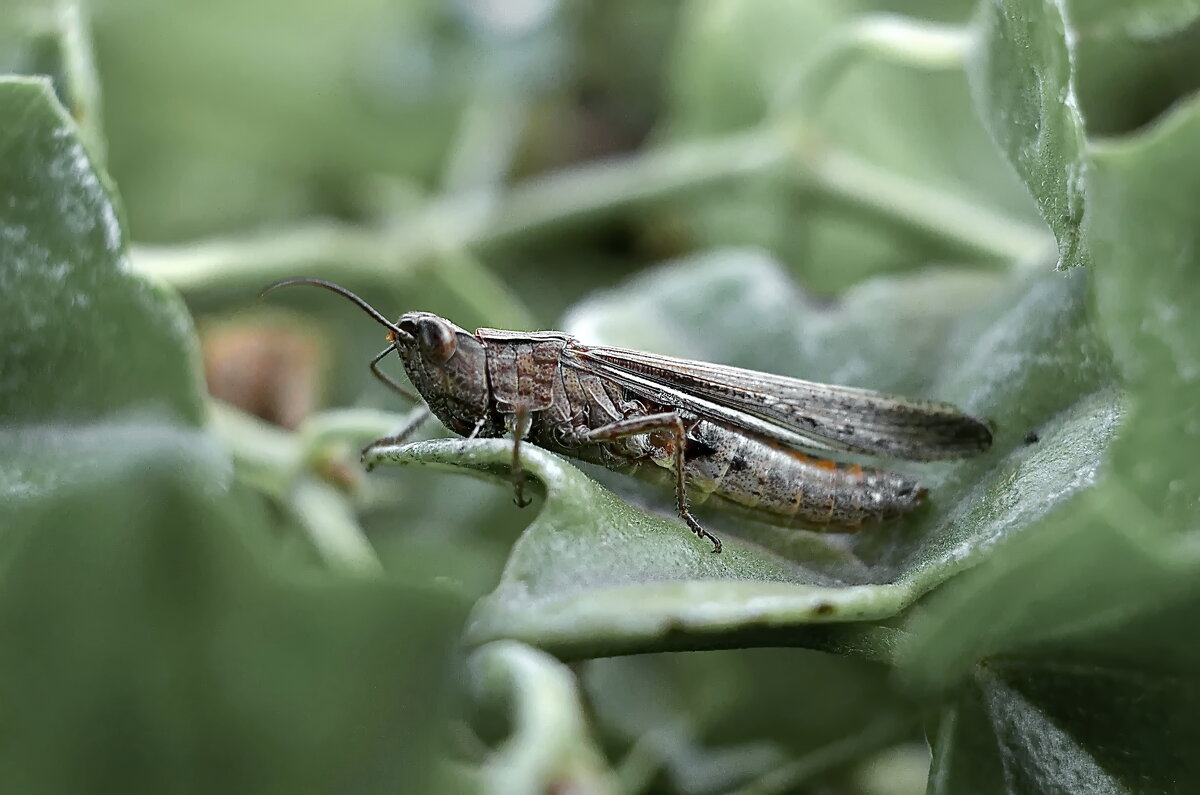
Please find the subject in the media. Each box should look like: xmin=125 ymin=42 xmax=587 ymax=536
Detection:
xmin=394 ymin=312 xmax=460 ymax=364
xmin=259 ymin=278 xmax=496 ymax=437
xmin=392 ymin=312 xmax=493 ymax=436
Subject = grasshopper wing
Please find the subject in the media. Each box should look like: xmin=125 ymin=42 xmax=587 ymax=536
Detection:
xmin=566 ymin=344 xmax=991 ymax=461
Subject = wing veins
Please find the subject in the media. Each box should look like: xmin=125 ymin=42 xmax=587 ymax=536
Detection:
xmin=568 ymin=345 xmax=992 ymax=460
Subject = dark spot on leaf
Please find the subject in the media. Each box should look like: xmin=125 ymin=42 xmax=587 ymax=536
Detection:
xmin=1024 ymin=430 xmax=1040 ymax=444
xmin=813 ymin=602 xmax=835 ymax=616
xmin=728 ymin=454 xmax=749 ymax=472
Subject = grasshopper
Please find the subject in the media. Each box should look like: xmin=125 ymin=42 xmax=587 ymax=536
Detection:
xmin=263 ymin=278 xmax=993 ymax=553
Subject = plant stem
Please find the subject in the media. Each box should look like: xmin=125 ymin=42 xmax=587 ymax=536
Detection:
xmin=439 ymin=83 xmax=529 ymax=193
xmin=774 ymin=15 xmax=971 ymax=118
xmin=729 ymin=715 xmax=918 ymax=795
xmin=55 ymin=0 xmax=105 ymax=165
xmin=207 ymin=399 xmax=302 ymax=498
xmin=299 ymin=406 xmax=421 ymax=456
xmin=435 ymin=249 xmax=538 ymax=330
xmin=133 ymin=124 xmax=1048 ymax=295
xmin=289 ymin=479 xmax=383 ymax=575
xmin=472 ymin=127 xmax=790 ymax=249
xmin=208 ymin=400 xmax=386 ymax=574
xmin=472 ymin=642 xmax=618 ymax=793
xmin=808 ymin=146 xmax=1053 ymax=263
xmin=131 ymin=223 xmax=407 ymax=294
xmin=131 ymin=127 xmax=789 ymax=290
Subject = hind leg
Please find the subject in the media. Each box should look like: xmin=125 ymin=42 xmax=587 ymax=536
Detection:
xmin=584 ymin=412 xmax=721 ymax=553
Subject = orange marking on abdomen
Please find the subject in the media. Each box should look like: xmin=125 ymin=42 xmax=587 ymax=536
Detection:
xmin=765 ymin=441 xmax=850 ymax=477
xmin=766 ymin=439 xmax=814 ymax=464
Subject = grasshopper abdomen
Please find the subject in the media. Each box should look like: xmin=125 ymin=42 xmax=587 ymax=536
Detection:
xmin=662 ymin=419 xmax=925 ymax=529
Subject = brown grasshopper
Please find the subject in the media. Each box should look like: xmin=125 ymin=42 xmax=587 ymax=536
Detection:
xmin=263 ymin=278 xmax=993 ymax=553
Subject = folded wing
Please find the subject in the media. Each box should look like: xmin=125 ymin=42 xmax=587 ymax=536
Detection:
xmin=566 ymin=344 xmax=992 ymax=461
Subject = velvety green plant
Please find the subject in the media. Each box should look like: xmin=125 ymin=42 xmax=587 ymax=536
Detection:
xmin=2 ymin=1 xmax=1198 ymax=793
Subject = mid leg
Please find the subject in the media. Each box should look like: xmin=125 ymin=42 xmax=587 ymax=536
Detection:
xmin=585 ymin=412 xmax=722 ymax=553
xmin=509 ymin=405 xmax=533 ymax=508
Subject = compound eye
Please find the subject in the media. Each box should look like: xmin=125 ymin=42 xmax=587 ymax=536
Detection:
xmin=417 ymin=318 xmax=458 ymax=363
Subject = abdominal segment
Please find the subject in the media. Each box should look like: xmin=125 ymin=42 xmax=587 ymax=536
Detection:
xmin=649 ymin=419 xmax=926 ymax=529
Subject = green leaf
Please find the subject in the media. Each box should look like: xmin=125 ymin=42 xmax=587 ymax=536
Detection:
xmin=1091 ymin=97 xmax=1200 ymax=534
xmin=468 ymin=642 xmax=618 ymax=795
xmin=898 ymin=509 xmax=1197 ymax=689
xmin=967 ymin=0 xmax=1090 ymax=268
xmin=0 ymin=2 xmax=107 ymax=164
xmin=0 ymin=77 xmax=203 ymax=426
xmin=0 ymin=78 xmax=472 ymax=793
xmin=665 ymin=1 xmax=1042 ymax=292
xmin=0 ymin=434 xmax=469 ymax=795
xmin=90 ymin=0 xmax=466 ymax=240
xmin=0 ymin=76 xmax=217 ymax=538
xmin=366 ymin=249 xmax=1117 ymax=658
xmin=582 ymin=649 xmax=921 ymax=794
xmin=899 ymin=501 xmax=1200 ymax=792
xmin=1069 ymin=1 xmax=1200 ymax=136
xmin=922 ymin=592 xmax=1200 ymax=794
xmin=896 ymin=69 xmax=1200 ymax=795
xmin=899 ymin=87 xmax=1200 ymax=686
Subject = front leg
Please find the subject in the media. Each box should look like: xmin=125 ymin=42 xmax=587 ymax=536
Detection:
xmin=584 ymin=411 xmax=722 ymax=553
xmin=361 ymin=412 xmax=489 ymax=472
xmin=361 ymin=405 xmax=432 ymax=471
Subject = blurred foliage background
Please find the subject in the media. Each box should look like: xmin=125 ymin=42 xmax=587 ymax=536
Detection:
xmin=2 ymin=0 xmax=1200 ymax=793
